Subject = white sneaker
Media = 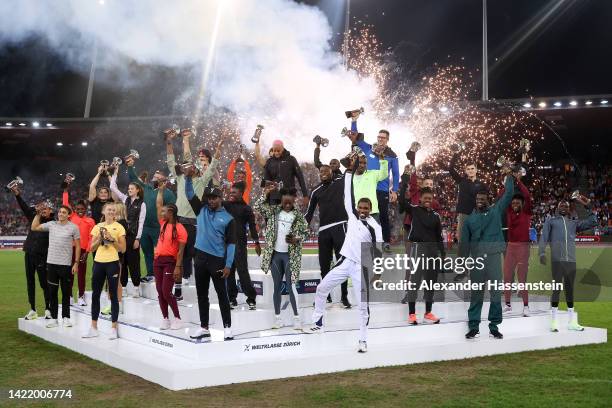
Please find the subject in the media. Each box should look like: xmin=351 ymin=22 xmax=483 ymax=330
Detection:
xmin=224 ymin=327 xmax=234 ymax=340
xmin=44 ymin=309 xmax=52 ymax=319
xmin=522 ymin=306 xmax=530 ymax=317
xmin=358 ymin=340 xmax=368 ymax=353
xmin=160 ymin=318 xmax=171 ymax=330
xmin=63 ymin=317 xmax=72 ymax=327
xmin=503 ymin=305 xmax=512 ymax=313
xmin=82 ymin=327 xmax=99 ymax=338
xmin=272 ymin=315 xmax=282 ymax=329
xmin=182 ymin=278 xmax=189 ymax=285
xmin=190 ymin=327 xmax=211 ymax=339
xmin=24 ymin=310 xmax=38 ymax=320
xmin=109 ymin=328 xmax=118 ymax=340
xmin=78 ymin=297 xmax=87 ymax=306
xmin=132 ymin=286 xmax=141 ymax=298
xmin=170 ymin=318 xmax=183 ymax=330
xmin=293 ymin=315 xmax=302 ymax=330
xmin=45 ymin=319 xmax=59 ymax=328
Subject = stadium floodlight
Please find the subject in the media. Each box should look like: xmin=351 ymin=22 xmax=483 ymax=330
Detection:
xmin=553 ymin=102 xmax=562 ymax=107
xmin=601 ymin=100 xmax=609 ymax=105
xmin=46 ymin=123 xmax=53 ymax=127
xmin=585 ymin=101 xmax=593 ymax=105
xmin=32 ymin=121 xmax=40 ymax=127
xmin=397 ymin=108 xmax=405 ymax=115
xmin=81 ymin=142 xmax=88 ymax=146
xmin=569 ymin=101 xmax=578 ymax=106
xmin=523 ymin=103 xmax=532 ymax=108
xmin=18 ymin=122 xmax=26 ymax=126
xmin=56 ymin=142 xmax=63 ymax=146
xmin=538 ymin=102 xmax=547 ymax=108
xmin=5 ymin=122 xmax=12 ymax=126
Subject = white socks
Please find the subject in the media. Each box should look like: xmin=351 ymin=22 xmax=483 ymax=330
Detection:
xmin=551 ymin=307 xmax=558 ymax=320
xmin=568 ymin=307 xmax=575 ymax=322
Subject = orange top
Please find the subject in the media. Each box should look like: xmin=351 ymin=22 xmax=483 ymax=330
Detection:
xmin=154 ymin=220 xmax=188 ymax=259
xmin=63 ymin=191 xmax=96 ymax=251
xmin=227 ymin=159 xmax=252 ymax=204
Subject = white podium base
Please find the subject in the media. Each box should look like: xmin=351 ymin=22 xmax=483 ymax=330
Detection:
xmin=18 ymin=303 xmax=607 ymax=390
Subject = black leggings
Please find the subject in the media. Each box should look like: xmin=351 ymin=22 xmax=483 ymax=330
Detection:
xmin=92 ymin=261 xmax=120 ymax=322
xmin=25 ymin=252 xmax=50 ymax=311
xmin=318 ymin=223 xmax=348 ymax=298
xmin=193 ymin=250 xmax=231 ymax=328
xmin=551 ymin=261 xmax=576 ymax=308
xmin=47 ymin=263 xmax=72 ymax=319
xmin=121 ymin=235 xmax=141 ymax=288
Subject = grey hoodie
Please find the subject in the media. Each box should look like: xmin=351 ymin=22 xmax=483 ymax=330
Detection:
xmin=538 ymin=204 xmax=597 ymax=263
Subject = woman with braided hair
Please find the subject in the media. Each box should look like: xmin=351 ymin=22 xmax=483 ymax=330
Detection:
xmin=154 ymin=183 xmax=187 ymax=330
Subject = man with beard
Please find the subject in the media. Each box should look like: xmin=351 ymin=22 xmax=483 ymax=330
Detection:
xmin=11 ymin=184 xmax=54 ymax=320
xmin=461 ymin=168 xmax=514 ymax=340
xmin=305 ymin=164 xmax=351 ymax=308
xmin=126 ymin=156 xmax=176 ymax=282
xmin=224 ymin=183 xmax=261 ymax=310
xmin=539 ymin=195 xmax=597 ymax=332
xmin=261 ymin=140 xmax=309 ymax=206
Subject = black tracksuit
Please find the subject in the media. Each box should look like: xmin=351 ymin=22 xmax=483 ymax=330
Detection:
xmin=223 ymin=200 xmax=259 ymax=303
xmin=447 ymin=153 xmax=485 ymax=215
xmin=399 ymin=185 xmax=445 ymax=314
xmin=16 ymin=194 xmax=54 ymax=311
xmin=305 ymin=176 xmax=349 ymax=299
xmin=261 ymin=149 xmax=308 ymax=202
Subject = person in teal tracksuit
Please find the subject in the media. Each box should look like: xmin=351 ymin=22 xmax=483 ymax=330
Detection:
xmin=125 ymin=157 xmax=176 ymax=282
xmin=460 ymin=170 xmax=514 ymax=340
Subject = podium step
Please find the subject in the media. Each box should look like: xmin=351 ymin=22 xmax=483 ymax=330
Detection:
xmin=19 ymin=308 xmax=607 ymax=390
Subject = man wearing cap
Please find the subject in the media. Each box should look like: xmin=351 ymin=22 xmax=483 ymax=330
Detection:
xmin=166 ymin=129 xmax=223 ymax=296
xmin=261 ymin=140 xmax=309 ymax=206
xmin=185 ymin=179 xmax=236 ymax=341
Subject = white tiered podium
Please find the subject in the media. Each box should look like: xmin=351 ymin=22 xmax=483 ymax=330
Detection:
xmin=18 ymin=254 xmax=607 ymax=390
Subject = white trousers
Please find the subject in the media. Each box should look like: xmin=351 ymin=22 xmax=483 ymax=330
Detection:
xmin=312 ymin=257 xmax=369 ymax=342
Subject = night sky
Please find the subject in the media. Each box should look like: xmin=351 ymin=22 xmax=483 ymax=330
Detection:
xmin=0 ymin=0 xmax=611 ymax=117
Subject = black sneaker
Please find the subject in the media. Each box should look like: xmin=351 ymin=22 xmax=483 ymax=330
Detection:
xmin=247 ymin=300 xmax=256 ymax=310
xmin=489 ymin=329 xmax=503 ymax=339
xmin=230 ymin=300 xmax=238 ymax=309
xmin=326 ymin=294 xmax=332 ymax=304
xmin=383 ymin=243 xmax=392 ymax=253
xmin=141 ymin=276 xmax=154 ymax=283
xmin=341 ymin=296 xmax=352 ymax=309
xmin=465 ymin=329 xmax=480 ymax=339
xmin=175 ymin=295 xmax=184 ymax=302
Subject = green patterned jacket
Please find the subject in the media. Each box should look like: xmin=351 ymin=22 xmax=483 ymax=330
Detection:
xmin=253 ymin=193 xmax=309 ymax=282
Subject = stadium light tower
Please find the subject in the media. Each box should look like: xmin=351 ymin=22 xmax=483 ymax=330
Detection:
xmin=343 ymin=0 xmax=351 ymax=69
xmin=482 ymin=0 xmax=488 ymax=101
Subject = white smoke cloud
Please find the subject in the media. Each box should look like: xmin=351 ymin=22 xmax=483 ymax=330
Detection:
xmin=0 ymin=0 xmax=381 ymax=162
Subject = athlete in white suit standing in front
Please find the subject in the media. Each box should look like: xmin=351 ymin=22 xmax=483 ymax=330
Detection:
xmin=303 ymin=154 xmax=383 ymax=353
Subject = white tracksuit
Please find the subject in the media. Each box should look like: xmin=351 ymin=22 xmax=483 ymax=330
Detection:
xmin=311 ymin=171 xmax=383 ymax=341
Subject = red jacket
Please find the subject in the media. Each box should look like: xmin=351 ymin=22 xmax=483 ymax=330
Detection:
xmin=62 ymin=191 xmax=96 ymax=251
xmin=498 ymin=180 xmax=532 ymax=242
xmin=403 ymin=173 xmax=440 ymax=225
